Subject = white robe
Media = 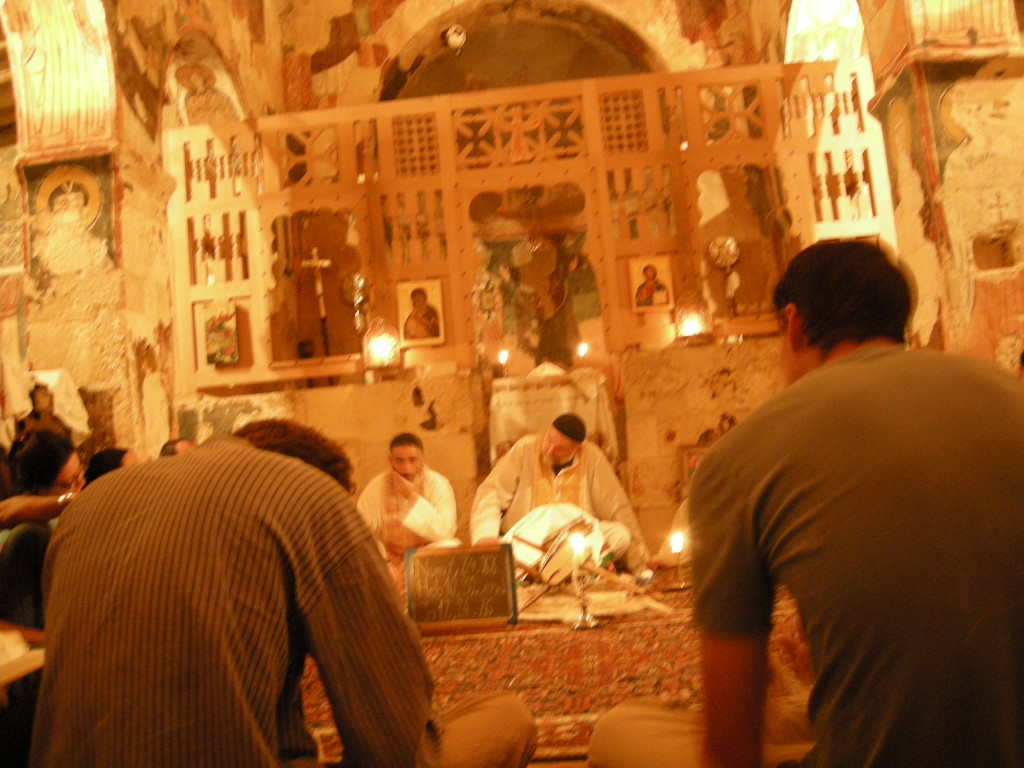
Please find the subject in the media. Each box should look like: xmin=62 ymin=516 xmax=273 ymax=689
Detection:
xmin=356 ymin=465 xmax=458 ymax=549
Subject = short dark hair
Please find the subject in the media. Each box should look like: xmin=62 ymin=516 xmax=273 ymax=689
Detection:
xmin=389 ymin=432 xmax=423 ymax=451
xmin=85 ymin=448 xmax=128 ymax=486
xmin=233 ymin=419 xmax=353 ymax=492
xmin=14 ymin=430 xmax=75 ymax=493
xmin=773 ymin=240 xmax=910 ymax=353
xmin=159 ymin=439 xmax=191 ymax=457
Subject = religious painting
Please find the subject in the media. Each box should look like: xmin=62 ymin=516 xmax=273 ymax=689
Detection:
xmin=399 ymin=279 xmax=445 ymax=347
xmin=25 ymin=156 xmax=114 ymax=278
xmin=629 ymin=255 xmax=673 ymax=312
xmin=203 ymin=301 xmax=239 ymax=365
xmin=469 ymin=181 xmax=602 ymax=373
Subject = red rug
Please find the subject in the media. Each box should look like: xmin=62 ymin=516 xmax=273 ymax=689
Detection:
xmin=301 ymin=578 xmax=707 ymax=762
xmin=301 ymin=576 xmax=803 ymax=762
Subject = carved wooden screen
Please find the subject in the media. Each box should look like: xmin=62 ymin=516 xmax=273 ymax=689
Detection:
xmin=166 ymin=58 xmax=892 ymax=393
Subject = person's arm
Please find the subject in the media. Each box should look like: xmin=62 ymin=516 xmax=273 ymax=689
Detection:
xmin=307 ymin=532 xmax=440 ymax=766
xmin=469 ymin=444 xmax=523 ymax=543
xmin=401 ymin=470 xmax=457 ymax=541
xmin=586 ymin=448 xmax=651 ymax=569
xmin=0 ymin=493 xmax=70 ymax=529
xmin=700 ymin=632 xmax=769 ymax=768
xmin=0 ymin=620 xmax=44 ymax=647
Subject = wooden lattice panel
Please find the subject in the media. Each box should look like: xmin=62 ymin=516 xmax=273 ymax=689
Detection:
xmin=277 ymin=127 xmax=340 ymax=187
xmin=166 ymin=59 xmax=893 ymax=393
xmin=604 ymin=163 xmax=677 ymax=245
xmin=778 ymin=71 xmax=865 ymax=142
xmin=699 ymin=81 xmax=765 ymax=146
xmin=599 ymin=90 xmax=649 ymax=154
xmin=377 ymin=186 xmax=449 ymax=270
xmin=179 ymin=128 xmax=263 ymax=205
xmin=657 ymin=85 xmax=689 ymax=152
xmin=452 ymin=97 xmax=586 ymax=169
xmin=392 ymin=113 xmax=440 ymax=176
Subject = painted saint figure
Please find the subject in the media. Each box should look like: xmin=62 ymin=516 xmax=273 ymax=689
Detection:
xmin=634 ymin=264 xmax=668 ymax=307
xmin=403 ymin=287 xmax=440 ymax=339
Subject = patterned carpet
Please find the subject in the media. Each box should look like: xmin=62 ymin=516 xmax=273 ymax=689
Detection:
xmin=302 ymin=574 xmax=707 ymax=762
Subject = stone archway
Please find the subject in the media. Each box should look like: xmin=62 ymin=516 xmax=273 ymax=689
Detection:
xmin=379 ymin=0 xmax=664 ymax=100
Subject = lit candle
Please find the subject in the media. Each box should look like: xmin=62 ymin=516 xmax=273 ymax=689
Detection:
xmin=569 ymin=532 xmax=587 ymax=565
xmin=677 ymin=314 xmax=706 ymax=338
xmin=669 ymin=530 xmax=685 ymax=555
xmin=576 ymin=341 xmax=589 ymax=358
xmin=497 ymin=349 xmax=509 ymax=366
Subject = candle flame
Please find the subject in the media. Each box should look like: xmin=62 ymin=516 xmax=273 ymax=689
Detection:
xmin=669 ymin=530 xmax=685 ymax=554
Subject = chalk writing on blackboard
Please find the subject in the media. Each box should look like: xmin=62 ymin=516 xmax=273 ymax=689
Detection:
xmin=405 ymin=544 xmax=518 ymax=628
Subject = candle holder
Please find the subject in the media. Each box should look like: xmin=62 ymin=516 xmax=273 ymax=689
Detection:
xmin=570 ymin=562 xmax=599 ymax=630
xmin=663 ymin=530 xmax=691 ymax=591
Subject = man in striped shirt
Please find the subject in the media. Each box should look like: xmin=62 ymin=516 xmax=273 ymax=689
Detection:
xmin=31 ymin=420 xmax=535 ymax=768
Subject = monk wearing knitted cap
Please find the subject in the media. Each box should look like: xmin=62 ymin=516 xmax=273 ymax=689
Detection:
xmin=470 ymin=412 xmax=651 ymax=575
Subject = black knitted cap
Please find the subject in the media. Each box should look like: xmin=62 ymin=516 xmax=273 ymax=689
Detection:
xmin=551 ymin=413 xmax=586 ymax=443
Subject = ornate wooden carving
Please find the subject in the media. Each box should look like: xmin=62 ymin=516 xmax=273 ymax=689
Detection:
xmin=166 ymin=59 xmax=892 ymax=392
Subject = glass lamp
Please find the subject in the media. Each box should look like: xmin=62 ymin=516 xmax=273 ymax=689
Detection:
xmin=674 ymin=290 xmax=713 ymax=344
xmin=362 ymin=316 xmax=401 ymax=371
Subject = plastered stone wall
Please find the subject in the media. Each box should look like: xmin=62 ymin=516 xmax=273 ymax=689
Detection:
xmin=178 ymin=372 xmax=487 ymax=540
xmin=934 ymin=59 xmax=1024 ymax=366
xmin=622 ymin=337 xmax=783 ymax=551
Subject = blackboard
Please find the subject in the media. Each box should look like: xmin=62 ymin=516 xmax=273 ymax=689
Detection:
xmin=405 ymin=544 xmax=518 ymax=632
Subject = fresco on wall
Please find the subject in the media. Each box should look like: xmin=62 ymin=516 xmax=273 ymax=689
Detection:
xmin=268 ymin=209 xmax=364 ymax=362
xmin=165 ymin=32 xmax=245 ymax=128
xmin=2 ymin=0 xmax=115 ymax=153
xmin=0 ymin=148 xmax=25 ymax=271
xmin=470 ymin=184 xmax=601 ymax=371
xmin=24 ymin=157 xmax=113 ymax=285
xmin=677 ymin=0 xmax=777 ymax=66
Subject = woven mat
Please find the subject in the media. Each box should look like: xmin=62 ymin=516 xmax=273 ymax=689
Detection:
xmin=302 ymin=577 xmax=702 ymax=762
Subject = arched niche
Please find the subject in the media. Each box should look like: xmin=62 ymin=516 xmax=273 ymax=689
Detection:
xmin=380 ymin=0 xmax=664 ymax=100
xmin=163 ymin=31 xmax=247 ymax=130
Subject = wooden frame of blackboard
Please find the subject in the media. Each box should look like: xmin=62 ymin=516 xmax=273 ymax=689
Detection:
xmin=405 ymin=543 xmax=518 ymax=634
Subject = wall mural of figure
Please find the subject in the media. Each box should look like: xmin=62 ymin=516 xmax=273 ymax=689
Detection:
xmin=26 ymin=160 xmax=113 ymax=281
xmin=2 ymin=0 xmax=114 ymax=152
xmin=469 ymin=184 xmax=600 ymax=372
xmin=176 ymin=64 xmax=242 ymax=125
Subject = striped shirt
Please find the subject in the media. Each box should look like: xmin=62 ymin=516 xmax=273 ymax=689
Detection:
xmin=31 ymin=435 xmax=440 ymax=768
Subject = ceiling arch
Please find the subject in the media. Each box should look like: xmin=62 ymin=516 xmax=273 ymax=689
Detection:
xmin=380 ymin=0 xmax=663 ymax=101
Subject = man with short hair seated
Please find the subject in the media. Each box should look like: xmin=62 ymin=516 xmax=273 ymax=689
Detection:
xmin=470 ymin=413 xmax=650 ymax=574
xmin=357 ymin=432 xmax=458 ymax=587
xmin=31 ymin=419 xmax=537 ymax=768
xmin=589 ymin=240 xmax=1024 ymax=768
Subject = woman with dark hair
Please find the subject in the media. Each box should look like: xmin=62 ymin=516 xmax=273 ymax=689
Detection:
xmin=0 ymin=430 xmax=83 ymax=632
xmin=12 ymin=430 xmax=83 ymax=497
